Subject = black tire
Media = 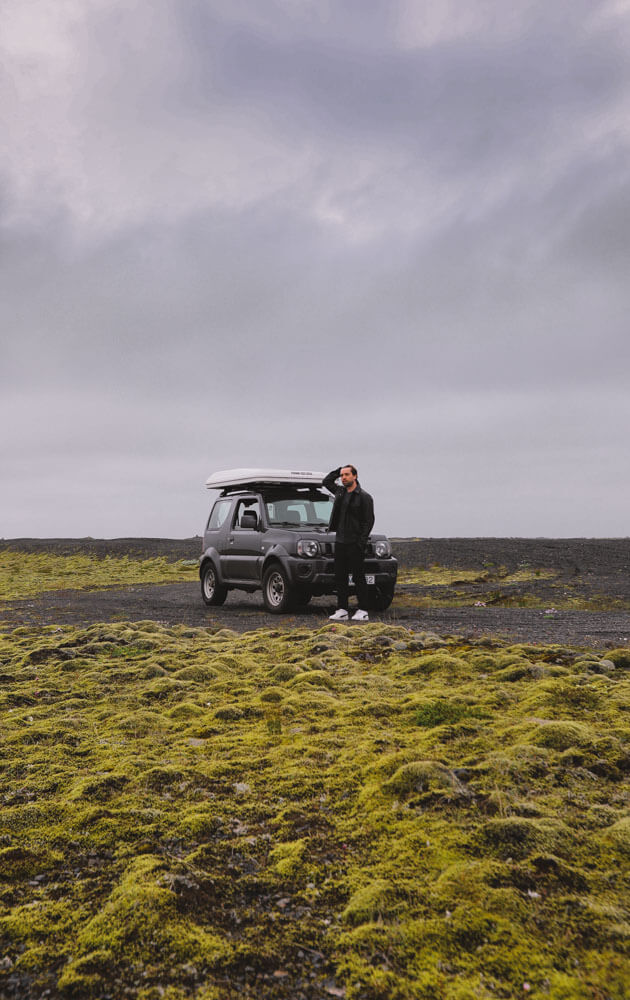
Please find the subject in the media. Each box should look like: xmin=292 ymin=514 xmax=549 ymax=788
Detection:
xmin=200 ymin=562 xmax=228 ymax=606
xmin=262 ymin=564 xmax=296 ymax=613
xmin=367 ymin=585 xmax=395 ymax=612
xmin=295 ymin=587 xmax=313 ymax=607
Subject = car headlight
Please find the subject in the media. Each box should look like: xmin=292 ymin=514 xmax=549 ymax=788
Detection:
xmin=297 ymin=539 xmax=320 ymax=557
xmin=373 ymin=540 xmax=391 ymax=558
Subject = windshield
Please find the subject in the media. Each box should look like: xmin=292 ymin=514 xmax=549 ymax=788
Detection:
xmin=263 ymin=486 xmax=334 ymax=527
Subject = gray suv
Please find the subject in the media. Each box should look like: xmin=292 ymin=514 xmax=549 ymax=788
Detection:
xmin=200 ymin=469 xmax=397 ymax=613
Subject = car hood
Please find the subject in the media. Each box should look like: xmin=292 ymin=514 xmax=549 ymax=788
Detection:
xmin=267 ymin=527 xmax=389 ymax=544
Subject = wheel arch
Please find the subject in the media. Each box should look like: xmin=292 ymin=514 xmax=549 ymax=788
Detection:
xmin=261 ymin=550 xmax=291 ymax=578
xmin=199 ymin=548 xmax=225 ymax=585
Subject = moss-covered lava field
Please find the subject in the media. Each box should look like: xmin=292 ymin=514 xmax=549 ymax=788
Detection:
xmin=1 ymin=603 xmax=629 ymax=998
xmin=0 ymin=551 xmax=197 ymax=601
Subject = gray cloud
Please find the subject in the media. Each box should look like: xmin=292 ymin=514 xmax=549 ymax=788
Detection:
xmin=2 ymin=0 xmax=630 ymax=538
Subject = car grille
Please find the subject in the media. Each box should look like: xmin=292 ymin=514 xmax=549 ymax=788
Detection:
xmin=327 ymin=542 xmax=376 ymax=556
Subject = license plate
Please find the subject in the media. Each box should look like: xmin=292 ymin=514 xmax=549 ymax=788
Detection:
xmin=349 ymin=574 xmax=375 ymax=585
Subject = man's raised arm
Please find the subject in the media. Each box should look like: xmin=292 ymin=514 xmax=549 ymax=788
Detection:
xmin=323 ymin=468 xmax=342 ymax=494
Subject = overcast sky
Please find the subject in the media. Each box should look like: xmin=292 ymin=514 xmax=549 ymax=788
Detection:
xmin=2 ymin=0 xmax=629 ymax=539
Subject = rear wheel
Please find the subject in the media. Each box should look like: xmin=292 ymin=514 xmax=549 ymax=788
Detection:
xmin=262 ymin=565 xmax=296 ymax=613
xmin=201 ymin=562 xmax=228 ymax=606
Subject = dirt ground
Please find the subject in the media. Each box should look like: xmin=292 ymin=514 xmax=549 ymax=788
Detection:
xmin=1 ymin=537 xmax=629 ymax=648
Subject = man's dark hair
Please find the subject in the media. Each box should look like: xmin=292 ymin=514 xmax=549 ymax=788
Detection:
xmin=342 ymin=464 xmax=358 ymax=477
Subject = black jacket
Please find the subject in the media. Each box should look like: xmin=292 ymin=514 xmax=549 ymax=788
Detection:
xmin=323 ymin=468 xmax=375 ymax=548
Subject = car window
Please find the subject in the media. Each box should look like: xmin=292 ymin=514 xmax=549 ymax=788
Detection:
xmin=286 ymin=504 xmax=306 ymax=523
xmin=266 ymin=494 xmax=333 ymax=526
xmin=311 ymin=499 xmax=334 ymax=522
xmin=233 ymin=498 xmax=261 ymax=528
xmin=207 ymin=498 xmax=232 ymax=531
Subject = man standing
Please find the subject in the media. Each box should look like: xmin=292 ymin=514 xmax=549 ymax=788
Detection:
xmin=323 ymin=465 xmax=375 ymax=621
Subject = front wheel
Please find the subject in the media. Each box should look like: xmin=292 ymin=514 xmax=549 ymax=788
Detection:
xmin=367 ymin=584 xmax=395 ymax=612
xmin=262 ymin=565 xmax=296 ymax=613
xmin=200 ymin=562 xmax=228 ymax=606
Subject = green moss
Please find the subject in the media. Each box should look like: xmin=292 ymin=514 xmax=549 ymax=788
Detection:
xmin=167 ymin=701 xmax=206 ymax=720
xmin=0 ymin=613 xmax=628 ymax=998
xmin=176 ymin=808 xmax=220 ymax=839
xmin=142 ymin=765 xmax=186 ymax=789
xmin=213 ymin=704 xmax=244 ymax=720
xmin=269 ymin=662 xmax=302 ymax=681
xmin=174 ymin=664 xmax=217 ymax=682
xmin=607 ymin=648 xmax=630 ymax=668
xmin=1 ymin=898 xmax=82 ymax=968
xmin=69 ymin=773 xmax=130 ymax=802
xmin=58 ymin=855 xmax=229 ymax=989
xmin=495 ymin=652 xmax=532 ymax=668
xmin=548 ymin=679 xmax=604 ymax=710
xmin=529 ymin=719 xmax=593 ymax=750
xmin=141 ymin=678 xmax=185 ymax=700
xmin=0 ymin=844 xmax=63 ymax=878
xmin=430 ymin=859 xmax=508 ymax=907
xmin=544 ymin=969 xmax=600 ymax=999
xmin=481 ymin=817 xmax=572 ymax=859
xmin=603 ymin=817 xmax=630 ymax=855
xmin=381 ymin=760 xmax=470 ymax=801
xmin=54 ymin=949 xmax=115 ymax=995
xmin=414 ymin=699 xmax=488 ymax=727
xmin=468 ymin=652 xmax=500 ymax=671
xmin=341 ymin=879 xmax=394 ymax=924
xmin=397 ymin=566 xmax=558 ymax=588
xmin=268 ymin=838 xmax=308 ymax=877
xmin=494 ymin=660 xmax=536 ymax=681
xmin=259 ymin=686 xmax=284 ymax=703
xmin=117 ymin=710 xmax=167 ymax=736
xmin=288 ymin=669 xmax=336 ymax=690
xmin=402 ymin=652 xmax=467 ymax=676
xmin=137 ymin=988 xmax=200 ymax=1000
xmin=0 ymin=551 xmax=198 ymax=600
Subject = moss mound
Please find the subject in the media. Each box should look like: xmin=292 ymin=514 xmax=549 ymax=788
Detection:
xmin=481 ymin=817 xmax=572 ymax=859
xmin=529 ymin=719 xmax=594 ymax=750
xmin=57 ymin=856 xmax=228 ymax=993
xmin=382 ymin=760 xmax=470 ymax=800
xmin=603 ymin=817 xmax=630 ymax=855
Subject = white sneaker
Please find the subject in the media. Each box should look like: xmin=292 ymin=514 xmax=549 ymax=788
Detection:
xmin=329 ymin=609 xmax=349 ymax=621
xmin=352 ymin=609 xmax=369 ymax=621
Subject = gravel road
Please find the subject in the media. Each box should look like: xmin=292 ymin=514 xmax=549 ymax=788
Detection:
xmin=2 ymin=537 xmax=629 ymax=648
xmin=2 ymin=580 xmax=628 ymax=648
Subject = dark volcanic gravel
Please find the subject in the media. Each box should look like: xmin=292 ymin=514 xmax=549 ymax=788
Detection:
xmin=1 ymin=537 xmax=629 ymax=649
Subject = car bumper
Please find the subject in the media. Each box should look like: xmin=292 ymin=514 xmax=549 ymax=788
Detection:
xmin=285 ymin=556 xmax=398 ymax=593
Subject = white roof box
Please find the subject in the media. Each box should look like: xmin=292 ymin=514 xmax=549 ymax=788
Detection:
xmin=205 ymin=468 xmax=325 ymax=490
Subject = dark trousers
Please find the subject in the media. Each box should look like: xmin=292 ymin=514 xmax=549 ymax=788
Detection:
xmin=334 ymin=541 xmax=369 ymax=610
